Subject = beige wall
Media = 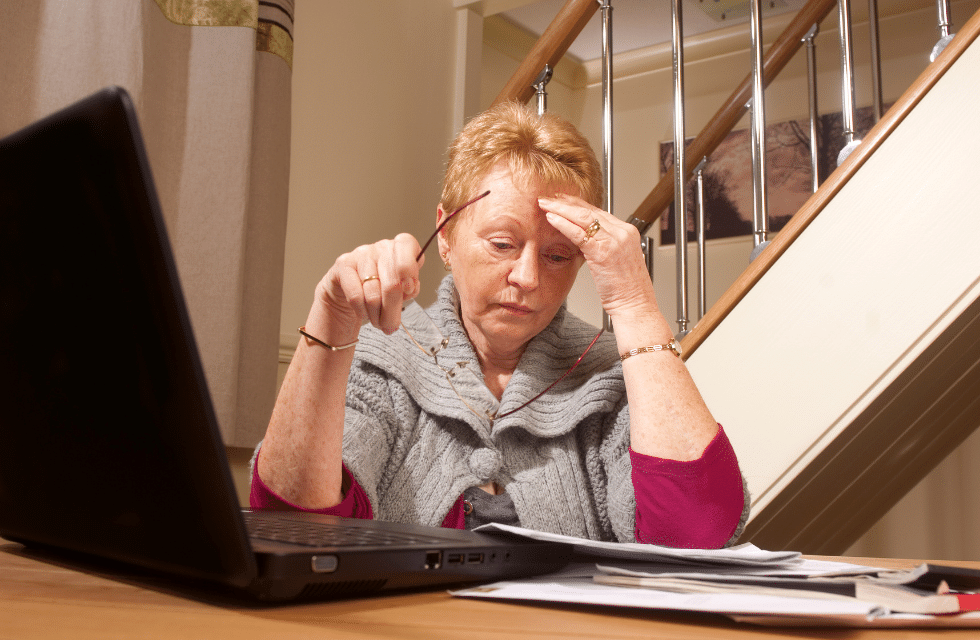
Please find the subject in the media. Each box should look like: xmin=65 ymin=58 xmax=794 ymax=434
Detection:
xmin=281 ymin=0 xmax=464 ymax=344
xmin=229 ymin=0 xmax=464 ymax=505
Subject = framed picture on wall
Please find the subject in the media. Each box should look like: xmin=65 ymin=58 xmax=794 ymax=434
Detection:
xmin=659 ymin=104 xmax=887 ymax=245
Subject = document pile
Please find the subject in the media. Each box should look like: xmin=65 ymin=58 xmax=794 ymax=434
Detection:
xmin=453 ymin=524 xmax=980 ymax=627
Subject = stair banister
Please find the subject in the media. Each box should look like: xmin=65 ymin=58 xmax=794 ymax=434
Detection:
xmin=931 ymin=0 xmax=956 ymax=59
xmin=836 ymin=0 xmax=861 ymax=165
xmin=749 ymin=0 xmax=771 ymax=254
xmin=491 ymin=0 xmax=597 ymax=107
xmin=869 ymin=0 xmax=883 ymax=122
xmin=625 ymin=0 xmax=839 ymax=235
xmin=804 ymin=24 xmax=820 ymax=193
xmin=671 ymin=0 xmax=690 ymax=336
xmin=532 ymin=65 xmax=553 ymax=116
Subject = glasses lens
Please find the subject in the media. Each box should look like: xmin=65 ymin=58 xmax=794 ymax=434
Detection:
xmin=401 ymin=301 xmax=448 ymax=357
xmin=446 ymin=362 xmax=500 ymax=420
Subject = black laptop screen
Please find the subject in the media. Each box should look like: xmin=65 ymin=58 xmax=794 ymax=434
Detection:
xmin=0 ymin=88 xmax=256 ymax=587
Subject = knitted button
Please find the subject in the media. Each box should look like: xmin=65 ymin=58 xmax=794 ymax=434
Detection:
xmin=468 ymin=448 xmax=501 ymax=482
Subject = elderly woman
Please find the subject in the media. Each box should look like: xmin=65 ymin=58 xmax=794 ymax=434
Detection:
xmin=252 ymin=102 xmax=747 ymax=548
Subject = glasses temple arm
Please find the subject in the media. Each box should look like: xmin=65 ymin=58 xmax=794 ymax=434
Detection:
xmin=416 ymin=190 xmax=491 ymax=262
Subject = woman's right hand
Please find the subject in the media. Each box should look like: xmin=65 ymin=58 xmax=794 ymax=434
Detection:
xmin=259 ymin=234 xmax=423 ymax=511
xmin=315 ymin=232 xmax=425 ymax=338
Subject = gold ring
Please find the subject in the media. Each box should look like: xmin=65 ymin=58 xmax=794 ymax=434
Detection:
xmin=578 ymin=219 xmax=601 ymax=247
xmin=584 ymin=219 xmax=601 ymax=239
xmin=361 ymin=275 xmax=380 ymax=284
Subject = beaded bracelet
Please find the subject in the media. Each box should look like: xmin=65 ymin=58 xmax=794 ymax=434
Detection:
xmin=620 ymin=340 xmax=682 ymax=361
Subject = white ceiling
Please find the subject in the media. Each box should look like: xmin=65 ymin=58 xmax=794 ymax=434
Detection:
xmin=500 ymin=0 xmax=809 ymax=62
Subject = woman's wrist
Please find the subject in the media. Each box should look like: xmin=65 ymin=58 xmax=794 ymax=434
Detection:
xmin=303 ymin=296 xmax=362 ymax=352
xmin=606 ymin=304 xmax=675 ymax=352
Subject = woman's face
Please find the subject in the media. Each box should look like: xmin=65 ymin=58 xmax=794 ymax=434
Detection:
xmin=437 ymin=163 xmax=584 ymax=363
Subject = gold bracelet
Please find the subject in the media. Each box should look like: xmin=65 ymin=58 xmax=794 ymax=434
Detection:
xmin=620 ymin=339 xmax=682 ymax=361
xmin=298 ymin=326 xmax=358 ymax=351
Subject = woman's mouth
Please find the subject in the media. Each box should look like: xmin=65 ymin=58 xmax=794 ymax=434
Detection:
xmin=498 ymin=303 xmax=533 ymax=316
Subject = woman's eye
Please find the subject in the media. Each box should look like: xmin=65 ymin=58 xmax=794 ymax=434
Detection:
xmin=490 ymin=241 xmax=513 ymax=251
xmin=547 ymin=253 xmax=573 ymax=264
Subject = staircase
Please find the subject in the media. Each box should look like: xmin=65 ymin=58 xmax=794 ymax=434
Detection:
xmin=687 ymin=11 xmax=980 ymax=552
xmin=475 ymin=0 xmax=980 ymax=553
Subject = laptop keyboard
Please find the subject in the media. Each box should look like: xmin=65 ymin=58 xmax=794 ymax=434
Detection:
xmin=243 ymin=511 xmax=452 ymax=547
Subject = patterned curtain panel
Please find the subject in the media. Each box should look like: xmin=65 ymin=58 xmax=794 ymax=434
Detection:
xmin=0 ymin=0 xmax=294 ymax=447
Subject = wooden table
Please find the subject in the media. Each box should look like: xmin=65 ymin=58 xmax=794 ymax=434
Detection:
xmin=4 ymin=539 xmax=980 ymax=639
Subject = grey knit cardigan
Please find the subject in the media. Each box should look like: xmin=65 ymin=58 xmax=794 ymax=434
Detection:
xmin=342 ymin=275 xmax=638 ymax=542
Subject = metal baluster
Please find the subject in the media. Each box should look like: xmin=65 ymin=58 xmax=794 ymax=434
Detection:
xmin=600 ymin=0 xmax=614 ymax=218
xmin=868 ymin=0 xmax=883 ymax=122
xmin=671 ymin=0 xmax=689 ymax=336
xmin=533 ymin=65 xmax=553 ymax=116
xmin=930 ymin=0 xmax=956 ymax=61
xmin=600 ymin=0 xmax=614 ymax=333
xmin=836 ymin=0 xmax=862 ymax=166
xmin=748 ymin=0 xmax=770 ymax=262
xmin=642 ymin=235 xmax=655 ymax=295
xmin=804 ymin=24 xmax=820 ymax=193
xmin=694 ymin=157 xmax=708 ymax=321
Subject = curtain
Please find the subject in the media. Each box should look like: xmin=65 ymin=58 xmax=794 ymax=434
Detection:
xmin=0 ymin=0 xmax=293 ymax=447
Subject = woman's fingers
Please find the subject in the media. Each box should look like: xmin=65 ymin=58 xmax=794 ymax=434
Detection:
xmin=540 ymin=194 xmax=602 ymax=234
xmin=540 ymin=194 xmax=633 ymax=260
xmin=539 ymin=194 xmax=655 ymax=316
xmin=327 ymin=233 xmax=423 ymax=334
xmin=376 ymin=233 xmax=424 ymax=333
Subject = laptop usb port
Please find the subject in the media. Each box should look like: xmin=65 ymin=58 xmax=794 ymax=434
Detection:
xmin=446 ymin=553 xmax=464 ymax=565
xmin=424 ymin=551 xmax=441 ymax=569
xmin=466 ymin=553 xmax=484 ymax=564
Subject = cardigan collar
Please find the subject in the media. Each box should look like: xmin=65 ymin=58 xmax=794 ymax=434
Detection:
xmin=353 ymin=275 xmax=623 ymax=444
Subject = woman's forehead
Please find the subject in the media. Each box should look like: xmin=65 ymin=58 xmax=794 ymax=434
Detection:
xmin=443 ymin=163 xmax=578 ymax=243
xmin=463 ymin=194 xmax=574 ymax=247
xmin=476 ymin=163 xmax=577 ymax=202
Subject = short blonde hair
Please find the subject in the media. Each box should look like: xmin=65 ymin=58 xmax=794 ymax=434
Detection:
xmin=440 ymin=102 xmax=603 ymax=234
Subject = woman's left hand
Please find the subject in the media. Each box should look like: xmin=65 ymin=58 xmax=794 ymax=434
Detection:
xmin=539 ymin=193 xmax=658 ymax=322
xmin=541 ymin=196 xmax=718 ymax=464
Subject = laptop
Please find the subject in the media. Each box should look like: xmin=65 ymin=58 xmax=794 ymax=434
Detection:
xmin=0 ymin=86 xmax=571 ymax=601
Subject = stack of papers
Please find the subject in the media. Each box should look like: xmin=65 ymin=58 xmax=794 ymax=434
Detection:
xmin=473 ymin=523 xmax=801 ymax=566
xmin=455 ymin=524 xmax=980 ymax=627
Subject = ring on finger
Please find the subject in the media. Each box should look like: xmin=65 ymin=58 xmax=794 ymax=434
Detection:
xmin=361 ymin=274 xmax=380 ymax=284
xmin=584 ymin=219 xmax=601 ymax=238
xmin=578 ymin=219 xmax=601 ymax=247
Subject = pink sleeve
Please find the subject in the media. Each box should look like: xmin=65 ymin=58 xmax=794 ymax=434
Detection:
xmin=249 ymin=457 xmax=373 ymax=519
xmin=630 ymin=425 xmax=744 ymax=549
xmin=441 ymin=494 xmax=467 ymax=529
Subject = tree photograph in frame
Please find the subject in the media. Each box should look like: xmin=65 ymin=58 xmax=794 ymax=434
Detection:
xmin=659 ymin=105 xmax=887 ymax=246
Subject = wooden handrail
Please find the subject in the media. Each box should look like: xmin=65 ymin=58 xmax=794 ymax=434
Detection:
xmin=682 ymin=5 xmax=980 ymax=360
xmin=491 ymin=0 xmax=597 ymax=106
xmin=626 ymin=0 xmax=837 ymax=233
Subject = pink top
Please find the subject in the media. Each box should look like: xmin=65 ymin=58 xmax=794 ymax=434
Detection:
xmin=251 ymin=426 xmax=743 ymax=549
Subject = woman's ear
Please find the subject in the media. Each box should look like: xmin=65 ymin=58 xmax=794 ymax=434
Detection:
xmin=436 ymin=205 xmax=451 ymax=270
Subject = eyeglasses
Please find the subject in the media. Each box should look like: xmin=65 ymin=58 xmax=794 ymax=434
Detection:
xmin=401 ymin=190 xmax=605 ymax=421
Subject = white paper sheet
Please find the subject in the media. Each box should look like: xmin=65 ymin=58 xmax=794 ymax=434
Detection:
xmin=452 ymin=574 xmax=884 ymax=617
xmin=474 ymin=522 xmax=801 ymax=567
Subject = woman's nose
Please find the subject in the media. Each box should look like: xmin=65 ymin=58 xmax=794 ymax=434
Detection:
xmin=507 ymin=250 xmax=539 ymax=290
